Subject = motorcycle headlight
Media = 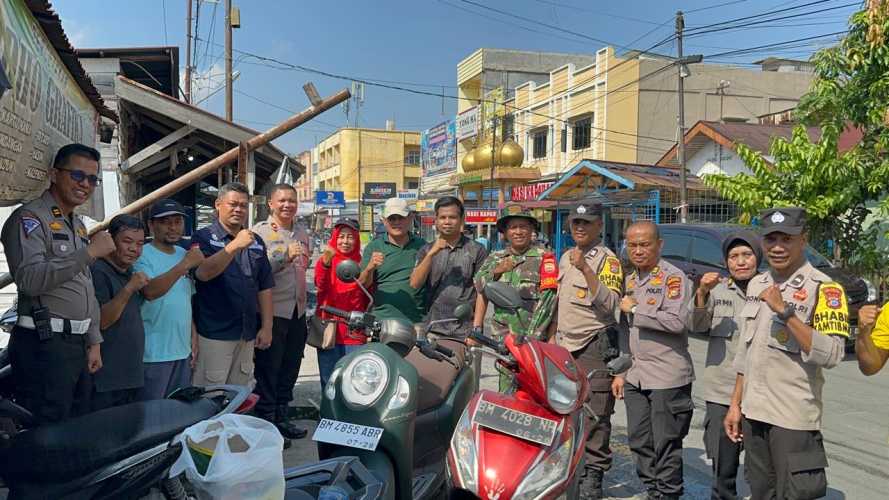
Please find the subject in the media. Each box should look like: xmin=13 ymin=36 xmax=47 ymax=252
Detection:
xmin=449 ymin=407 xmax=478 ymax=494
xmin=325 ymin=367 xmax=342 ymax=400
xmin=863 ymin=278 xmax=878 ymax=302
xmin=341 ymin=353 xmax=389 ymax=407
xmin=545 ymin=358 xmax=580 ymax=415
xmin=513 ymin=432 xmax=573 ymax=500
xmin=387 ymin=376 xmax=411 ymax=410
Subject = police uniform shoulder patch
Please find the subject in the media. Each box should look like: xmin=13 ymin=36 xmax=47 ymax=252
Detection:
xmin=539 ymin=252 xmax=558 ymax=291
xmin=597 ymin=255 xmax=623 ymax=294
xmin=666 ymin=275 xmax=682 ymax=299
xmin=21 ymin=216 xmax=41 ymax=237
xmin=812 ymin=282 xmax=849 ymax=337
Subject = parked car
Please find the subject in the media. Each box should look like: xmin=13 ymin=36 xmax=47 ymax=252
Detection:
xmin=622 ymin=224 xmax=876 ymax=349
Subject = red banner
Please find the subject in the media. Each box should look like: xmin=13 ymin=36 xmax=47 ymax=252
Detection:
xmin=465 ymin=209 xmax=498 ymax=224
xmin=510 ymin=182 xmax=554 ymax=201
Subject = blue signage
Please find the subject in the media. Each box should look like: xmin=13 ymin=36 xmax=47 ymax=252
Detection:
xmin=315 ymin=190 xmax=346 ymax=208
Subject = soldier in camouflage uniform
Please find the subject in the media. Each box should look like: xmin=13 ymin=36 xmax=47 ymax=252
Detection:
xmin=474 ymin=206 xmax=558 ymax=346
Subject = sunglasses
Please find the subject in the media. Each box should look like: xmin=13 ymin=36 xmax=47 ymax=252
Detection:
xmin=57 ymin=168 xmax=101 ymax=186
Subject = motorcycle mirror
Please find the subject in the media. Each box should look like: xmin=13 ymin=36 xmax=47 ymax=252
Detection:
xmin=454 ymin=304 xmax=472 ymax=321
xmin=335 ymin=260 xmax=361 ymax=283
xmin=483 ymin=282 xmax=523 ymax=311
xmin=607 ymin=354 xmax=632 ymax=375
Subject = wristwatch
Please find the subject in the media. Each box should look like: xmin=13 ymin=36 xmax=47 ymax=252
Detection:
xmin=776 ymin=304 xmax=796 ymax=322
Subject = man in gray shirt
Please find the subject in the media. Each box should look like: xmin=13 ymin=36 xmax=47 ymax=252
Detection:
xmin=410 ymin=196 xmax=488 ymax=339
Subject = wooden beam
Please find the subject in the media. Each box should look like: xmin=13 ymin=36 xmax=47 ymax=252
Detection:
xmin=124 ymin=137 xmax=198 ymax=176
xmin=121 ymin=125 xmax=194 ymax=172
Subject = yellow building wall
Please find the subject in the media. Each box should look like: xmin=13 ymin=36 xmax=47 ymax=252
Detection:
xmin=600 ymin=51 xmax=641 ymax=163
xmin=315 ymin=129 xmax=421 ymax=202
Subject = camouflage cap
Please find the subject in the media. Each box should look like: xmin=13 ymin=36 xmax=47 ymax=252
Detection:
xmin=496 ymin=204 xmax=540 ymax=233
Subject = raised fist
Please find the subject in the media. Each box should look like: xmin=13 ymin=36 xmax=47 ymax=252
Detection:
xmin=88 ymin=231 xmax=116 ymax=259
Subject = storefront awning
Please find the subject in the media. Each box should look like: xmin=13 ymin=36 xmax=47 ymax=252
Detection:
xmin=537 ymin=159 xmax=708 ymax=201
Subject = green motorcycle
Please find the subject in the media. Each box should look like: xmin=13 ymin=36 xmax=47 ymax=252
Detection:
xmin=313 ymin=260 xmax=476 ymax=500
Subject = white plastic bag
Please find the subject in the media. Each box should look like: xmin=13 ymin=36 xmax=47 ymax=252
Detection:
xmin=169 ymin=414 xmax=285 ymax=500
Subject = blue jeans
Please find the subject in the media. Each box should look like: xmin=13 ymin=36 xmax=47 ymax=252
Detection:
xmin=318 ymin=344 xmax=365 ymax=388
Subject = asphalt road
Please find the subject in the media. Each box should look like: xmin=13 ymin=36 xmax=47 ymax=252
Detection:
xmin=283 ymin=332 xmax=889 ymax=499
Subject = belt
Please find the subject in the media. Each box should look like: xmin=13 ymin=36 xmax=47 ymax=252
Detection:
xmin=17 ymin=316 xmax=90 ymax=335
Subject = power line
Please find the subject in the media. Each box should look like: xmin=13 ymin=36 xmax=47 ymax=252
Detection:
xmin=530 ymin=0 xmax=664 ymax=25
xmin=702 ymin=30 xmax=847 ymax=59
xmin=685 ymin=0 xmax=835 ymax=33
xmin=684 ymin=1 xmax=859 ymax=38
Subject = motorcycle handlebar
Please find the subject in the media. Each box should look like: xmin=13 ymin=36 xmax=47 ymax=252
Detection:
xmin=320 ymin=305 xmax=351 ymax=319
xmin=434 ymin=343 xmax=454 ymax=357
xmin=470 ymin=328 xmax=507 ymax=354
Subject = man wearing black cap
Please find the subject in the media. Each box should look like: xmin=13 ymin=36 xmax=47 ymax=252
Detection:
xmin=135 ymin=199 xmax=204 ymax=400
xmin=691 ymin=231 xmax=761 ymax=500
xmin=725 ymin=208 xmax=849 ymax=500
xmin=551 ymin=203 xmax=622 ymax=498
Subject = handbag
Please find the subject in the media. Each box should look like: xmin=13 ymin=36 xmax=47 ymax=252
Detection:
xmin=307 ymin=314 xmax=337 ymax=350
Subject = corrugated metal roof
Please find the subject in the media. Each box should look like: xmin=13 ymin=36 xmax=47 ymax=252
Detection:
xmin=26 ymin=1 xmax=117 ymax=121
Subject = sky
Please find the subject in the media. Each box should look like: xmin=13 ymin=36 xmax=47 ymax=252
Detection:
xmin=52 ymin=0 xmax=860 ymax=155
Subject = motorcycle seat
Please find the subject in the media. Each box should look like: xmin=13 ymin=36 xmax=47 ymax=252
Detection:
xmin=406 ymin=339 xmax=466 ymax=413
xmin=0 ymin=397 xmax=218 ymax=483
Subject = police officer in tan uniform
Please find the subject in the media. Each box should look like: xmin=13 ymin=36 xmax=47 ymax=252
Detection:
xmin=251 ymin=183 xmax=312 ymax=442
xmin=552 ymin=203 xmax=622 ymax=498
xmin=691 ymin=231 xmax=761 ymax=500
xmin=0 ymin=144 xmax=116 ymax=424
xmin=725 ymin=208 xmax=848 ymax=500
xmin=613 ymin=221 xmax=694 ymax=500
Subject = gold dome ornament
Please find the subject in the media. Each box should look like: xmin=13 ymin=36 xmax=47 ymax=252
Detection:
xmin=499 ymin=138 xmax=524 ymax=167
xmin=462 ymin=149 xmax=476 ymax=171
xmin=475 ymin=143 xmax=495 ymax=170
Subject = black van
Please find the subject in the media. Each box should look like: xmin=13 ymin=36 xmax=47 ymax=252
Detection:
xmin=623 ymin=223 xmax=875 ymax=347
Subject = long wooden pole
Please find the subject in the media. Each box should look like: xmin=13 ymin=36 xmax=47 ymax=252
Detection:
xmin=0 ymin=88 xmax=351 ymax=289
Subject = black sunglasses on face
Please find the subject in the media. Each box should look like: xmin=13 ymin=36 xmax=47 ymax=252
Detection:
xmin=57 ymin=168 xmax=101 ymax=186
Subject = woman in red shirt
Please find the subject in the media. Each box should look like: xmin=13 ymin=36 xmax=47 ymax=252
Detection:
xmin=315 ymin=218 xmax=370 ymax=388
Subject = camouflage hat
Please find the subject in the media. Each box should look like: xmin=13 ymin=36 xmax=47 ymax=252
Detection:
xmin=496 ymin=204 xmax=540 ymax=233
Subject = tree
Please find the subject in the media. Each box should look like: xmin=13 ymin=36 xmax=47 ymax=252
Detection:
xmin=702 ymin=8 xmax=889 ymax=273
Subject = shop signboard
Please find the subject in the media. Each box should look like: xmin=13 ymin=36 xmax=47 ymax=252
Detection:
xmin=363 ymin=182 xmax=396 ymax=201
xmin=397 ymin=189 xmax=418 ymax=200
xmin=465 ymin=209 xmax=498 ymax=224
xmin=511 ymin=182 xmax=554 ymax=202
xmin=315 ymin=190 xmax=345 ymax=208
xmin=0 ymin=0 xmax=99 ymax=205
xmin=421 ymin=120 xmax=456 ymax=177
xmin=456 ymin=106 xmax=479 ymax=141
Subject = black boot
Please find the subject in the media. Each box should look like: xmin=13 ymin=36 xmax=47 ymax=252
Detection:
xmin=276 ymin=404 xmax=307 ymax=439
xmin=583 ymin=468 xmax=604 ymax=499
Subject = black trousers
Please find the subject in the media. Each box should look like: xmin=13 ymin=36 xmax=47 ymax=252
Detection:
xmin=704 ymin=402 xmax=743 ymax=500
xmin=8 ymin=326 xmax=91 ymax=425
xmin=624 ymin=383 xmax=694 ymax=498
xmin=571 ymin=338 xmax=616 ymax=473
xmin=253 ymin=312 xmax=307 ymax=420
xmin=742 ymin=418 xmax=828 ymax=500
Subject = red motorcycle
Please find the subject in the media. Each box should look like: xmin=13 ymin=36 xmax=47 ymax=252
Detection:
xmin=447 ymin=282 xmax=630 ymax=500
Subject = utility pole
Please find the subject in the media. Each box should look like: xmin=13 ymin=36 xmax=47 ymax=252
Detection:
xmin=184 ymin=0 xmax=192 ymax=103
xmin=225 ymin=0 xmax=233 ymax=122
xmin=676 ymin=10 xmax=688 ymax=223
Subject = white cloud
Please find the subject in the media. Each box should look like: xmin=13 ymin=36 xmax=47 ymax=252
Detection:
xmin=180 ymin=61 xmax=226 ymax=105
xmin=64 ymin=19 xmax=91 ymax=48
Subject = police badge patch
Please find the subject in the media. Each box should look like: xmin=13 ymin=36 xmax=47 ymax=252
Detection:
xmin=21 ymin=217 xmax=41 ymax=237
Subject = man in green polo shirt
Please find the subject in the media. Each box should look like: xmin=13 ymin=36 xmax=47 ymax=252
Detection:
xmin=359 ymin=198 xmax=426 ymax=323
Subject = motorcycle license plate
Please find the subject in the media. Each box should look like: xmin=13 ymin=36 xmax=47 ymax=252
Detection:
xmin=312 ymin=419 xmax=384 ymax=451
xmin=472 ymin=399 xmax=559 ymax=446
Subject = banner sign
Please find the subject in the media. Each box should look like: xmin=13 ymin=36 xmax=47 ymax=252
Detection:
xmin=511 ymin=182 xmax=554 ymax=202
xmin=456 ymin=106 xmax=479 ymax=141
xmin=363 ymin=182 xmax=396 ymax=201
xmin=315 ymin=190 xmax=345 ymax=208
xmin=0 ymin=0 xmax=99 ymax=205
xmin=465 ymin=209 xmax=498 ymax=224
xmin=421 ymin=120 xmax=456 ymax=177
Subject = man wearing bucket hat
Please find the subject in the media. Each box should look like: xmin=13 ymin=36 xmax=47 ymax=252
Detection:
xmin=725 ymin=207 xmax=848 ymax=500
xmin=691 ymin=230 xmax=761 ymax=500
xmin=474 ymin=205 xmax=557 ymax=370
